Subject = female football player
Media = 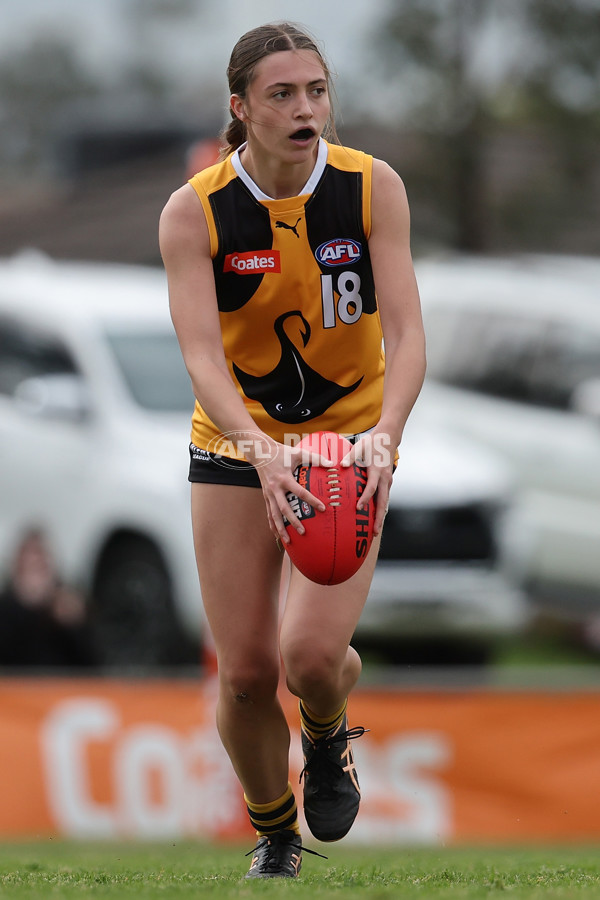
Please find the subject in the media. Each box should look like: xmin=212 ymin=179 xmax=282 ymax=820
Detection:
xmin=160 ymin=21 xmax=426 ymax=878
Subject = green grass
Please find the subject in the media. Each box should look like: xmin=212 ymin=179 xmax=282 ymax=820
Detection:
xmin=1 ymin=842 xmax=600 ymax=899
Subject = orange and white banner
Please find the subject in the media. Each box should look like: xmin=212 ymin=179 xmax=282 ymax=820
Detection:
xmin=0 ymin=677 xmax=599 ymax=842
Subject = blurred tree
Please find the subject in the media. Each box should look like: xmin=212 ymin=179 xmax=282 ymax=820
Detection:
xmin=522 ymin=0 xmax=600 ymax=189
xmin=0 ymin=40 xmax=99 ymax=177
xmin=377 ymin=0 xmax=600 ymax=252
xmin=0 ymin=37 xmax=173 ymax=182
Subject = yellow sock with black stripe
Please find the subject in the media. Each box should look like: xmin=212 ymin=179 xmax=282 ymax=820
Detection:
xmin=299 ymin=698 xmax=347 ymax=742
xmin=244 ymin=782 xmax=300 ymax=836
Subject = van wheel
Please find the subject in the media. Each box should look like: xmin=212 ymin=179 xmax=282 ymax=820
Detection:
xmin=91 ymin=535 xmax=198 ymax=668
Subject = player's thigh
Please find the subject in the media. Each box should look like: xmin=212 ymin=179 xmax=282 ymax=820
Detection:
xmin=280 ymin=532 xmax=381 ymax=663
xmin=191 ymin=482 xmax=283 ymax=664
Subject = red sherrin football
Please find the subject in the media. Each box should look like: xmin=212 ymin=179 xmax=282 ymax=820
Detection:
xmin=284 ymin=431 xmax=375 ymax=585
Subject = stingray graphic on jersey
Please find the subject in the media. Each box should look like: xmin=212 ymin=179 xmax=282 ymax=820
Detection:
xmin=232 ymin=310 xmax=363 ymax=424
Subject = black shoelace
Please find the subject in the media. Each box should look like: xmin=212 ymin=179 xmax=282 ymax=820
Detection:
xmin=299 ymin=726 xmax=368 ymax=787
xmin=245 ymin=833 xmax=327 ymax=868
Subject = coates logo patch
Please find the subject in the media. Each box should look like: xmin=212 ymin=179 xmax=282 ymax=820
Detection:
xmin=315 ymin=238 xmax=362 ymax=267
xmin=223 ymin=250 xmax=281 ymax=274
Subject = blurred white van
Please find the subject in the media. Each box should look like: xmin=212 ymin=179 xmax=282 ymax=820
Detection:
xmin=415 ymin=254 xmax=600 ymax=634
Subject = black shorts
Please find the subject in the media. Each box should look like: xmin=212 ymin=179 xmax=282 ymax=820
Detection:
xmin=188 ymin=443 xmax=262 ymax=488
xmin=188 ymin=431 xmax=377 ymax=489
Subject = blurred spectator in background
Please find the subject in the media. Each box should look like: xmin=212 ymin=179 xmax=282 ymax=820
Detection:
xmin=0 ymin=527 xmax=98 ymax=669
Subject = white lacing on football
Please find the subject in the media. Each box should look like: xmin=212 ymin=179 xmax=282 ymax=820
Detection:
xmin=327 ymin=469 xmax=341 ymax=506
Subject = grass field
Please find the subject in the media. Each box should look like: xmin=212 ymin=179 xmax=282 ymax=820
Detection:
xmin=1 ymin=841 xmax=600 ymax=899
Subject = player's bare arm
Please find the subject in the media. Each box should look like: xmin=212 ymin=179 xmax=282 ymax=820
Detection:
xmin=343 ymin=158 xmax=426 ymax=534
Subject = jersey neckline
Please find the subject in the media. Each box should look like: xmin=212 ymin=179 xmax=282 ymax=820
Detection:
xmin=231 ymin=139 xmax=328 ymax=202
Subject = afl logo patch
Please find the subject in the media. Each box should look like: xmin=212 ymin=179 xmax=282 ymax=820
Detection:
xmin=315 ymin=238 xmax=362 ymax=267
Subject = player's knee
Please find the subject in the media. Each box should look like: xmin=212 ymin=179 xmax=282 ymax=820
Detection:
xmin=283 ymin=643 xmax=339 ymax=698
xmin=219 ymin=657 xmax=280 ymax=706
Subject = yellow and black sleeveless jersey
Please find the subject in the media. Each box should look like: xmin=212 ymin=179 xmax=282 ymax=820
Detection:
xmin=188 ymin=139 xmax=385 ymax=457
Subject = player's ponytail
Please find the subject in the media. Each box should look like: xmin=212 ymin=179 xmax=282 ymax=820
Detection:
xmin=220 ymin=114 xmax=247 ymax=160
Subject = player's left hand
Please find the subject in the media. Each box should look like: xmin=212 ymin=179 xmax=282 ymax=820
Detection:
xmin=341 ymin=431 xmax=395 ymax=535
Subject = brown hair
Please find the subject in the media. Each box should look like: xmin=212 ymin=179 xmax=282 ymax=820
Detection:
xmin=219 ymin=22 xmax=338 ymax=160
